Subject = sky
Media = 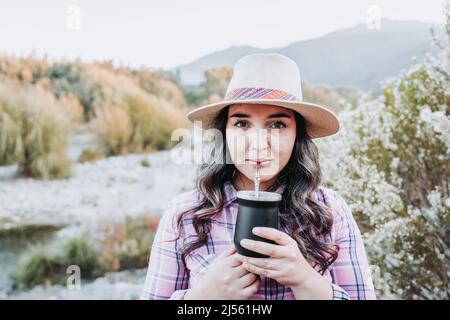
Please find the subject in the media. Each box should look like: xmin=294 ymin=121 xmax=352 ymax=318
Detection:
xmin=0 ymin=0 xmax=447 ymax=69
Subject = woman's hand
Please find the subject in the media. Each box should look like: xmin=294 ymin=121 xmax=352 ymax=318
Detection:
xmin=184 ymin=245 xmax=261 ymax=300
xmin=237 ymin=227 xmax=333 ymax=299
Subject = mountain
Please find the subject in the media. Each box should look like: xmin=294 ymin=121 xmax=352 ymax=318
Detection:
xmin=172 ymin=19 xmax=443 ymax=93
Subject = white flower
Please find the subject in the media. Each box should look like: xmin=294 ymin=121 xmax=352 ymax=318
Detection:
xmin=427 ymin=190 xmax=441 ymax=207
xmin=419 ymin=107 xmax=432 ymax=123
xmin=445 ymin=197 xmax=450 ymax=208
xmin=390 ymin=157 xmax=400 ymax=169
xmin=430 ymin=111 xmax=450 ymax=134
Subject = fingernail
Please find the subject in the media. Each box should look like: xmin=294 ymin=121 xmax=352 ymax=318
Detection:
xmin=253 ymin=227 xmax=261 ymax=233
xmin=241 ymin=239 xmax=249 ymax=246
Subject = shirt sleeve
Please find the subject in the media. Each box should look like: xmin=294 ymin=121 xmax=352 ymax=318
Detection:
xmin=324 ymin=188 xmax=377 ymax=300
xmin=140 ymin=199 xmax=190 ymax=300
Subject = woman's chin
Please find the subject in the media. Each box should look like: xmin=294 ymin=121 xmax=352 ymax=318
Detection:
xmin=243 ymin=172 xmax=277 ymax=183
xmin=255 ymin=166 xmax=279 ymax=177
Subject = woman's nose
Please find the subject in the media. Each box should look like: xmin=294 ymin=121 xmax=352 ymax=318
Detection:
xmin=247 ymin=128 xmax=270 ymax=152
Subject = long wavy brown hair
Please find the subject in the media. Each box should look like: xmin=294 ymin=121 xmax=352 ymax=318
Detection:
xmin=172 ymin=105 xmax=338 ymax=274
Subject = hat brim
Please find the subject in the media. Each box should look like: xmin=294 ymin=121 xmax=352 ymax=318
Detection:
xmin=186 ymin=99 xmax=340 ymax=139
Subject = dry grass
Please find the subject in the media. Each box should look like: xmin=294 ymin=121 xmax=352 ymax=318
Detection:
xmin=0 ymin=80 xmax=71 ymax=179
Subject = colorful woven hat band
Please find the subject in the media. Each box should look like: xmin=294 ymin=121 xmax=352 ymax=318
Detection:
xmin=224 ymin=87 xmax=298 ymax=102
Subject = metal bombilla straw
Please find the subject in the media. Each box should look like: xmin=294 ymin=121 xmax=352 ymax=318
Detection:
xmin=254 ymin=162 xmax=261 ymax=199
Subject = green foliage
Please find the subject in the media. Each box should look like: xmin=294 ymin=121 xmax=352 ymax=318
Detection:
xmin=46 ymin=62 xmax=102 ymax=121
xmin=183 ymin=87 xmax=208 ymax=107
xmin=182 ymin=66 xmax=232 ymax=108
xmin=11 ymin=215 xmax=157 ymax=290
xmin=0 ymin=221 xmax=63 ymax=244
xmin=370 ymin=188 xmax=449 ymax=299
xmin=64 ymin=237 xmax=99 ymax=276
xmin=12 ymin=245 xmax=66 ymax=290
xmin=381 ymin=66 xmax=448 ymax=207
xmin=140 ymin=157 xmax=151 ymax=167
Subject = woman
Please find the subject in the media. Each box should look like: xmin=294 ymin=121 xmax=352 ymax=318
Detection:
xmin=141 ymin=53 xmax=376 ymax=300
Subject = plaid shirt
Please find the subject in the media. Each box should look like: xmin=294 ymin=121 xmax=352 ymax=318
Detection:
xmin=141 ymin=180 xmax=376 ymax=300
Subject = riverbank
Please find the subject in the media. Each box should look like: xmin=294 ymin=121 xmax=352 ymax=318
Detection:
xmin=0 ymin=149 xmax=197 ymax=298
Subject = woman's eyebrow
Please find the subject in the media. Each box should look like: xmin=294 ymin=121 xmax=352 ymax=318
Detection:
xmin=229 ymin=113 xmax=250 ymax=118
xmin=267 ymin=112 xmax=292 ymax=119
xmin=229 ymin=112 xmax=292 ymax=119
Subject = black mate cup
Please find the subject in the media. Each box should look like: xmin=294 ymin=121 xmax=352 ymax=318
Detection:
xmin=234 ymin=190 xmax=282 ymax=258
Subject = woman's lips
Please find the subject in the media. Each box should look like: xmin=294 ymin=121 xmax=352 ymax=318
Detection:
xmin=245 ymin=159 xmax=273 ymax=167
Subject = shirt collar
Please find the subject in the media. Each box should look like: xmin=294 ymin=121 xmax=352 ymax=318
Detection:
xmin=223 ymin=180 xmax=286 ymax=207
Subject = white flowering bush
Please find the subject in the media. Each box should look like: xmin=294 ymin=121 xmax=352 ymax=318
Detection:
xmin=316 ymin=12 xmax=449 ymax=299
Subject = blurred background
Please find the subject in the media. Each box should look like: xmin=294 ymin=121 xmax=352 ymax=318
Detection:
xmin=0 ymin=0 xmax=448 ymax=299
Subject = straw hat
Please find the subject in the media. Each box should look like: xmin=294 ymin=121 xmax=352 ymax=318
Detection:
xmin=186 ymin=53 xmax=340 ymax=139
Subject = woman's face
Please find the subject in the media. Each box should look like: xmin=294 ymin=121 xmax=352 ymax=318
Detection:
xmin=225 ymin=103 xmax=297 ymax=190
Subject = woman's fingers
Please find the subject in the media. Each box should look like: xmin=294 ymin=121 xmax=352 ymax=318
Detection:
xmin=240 ymin=276 xmax=261 ymax=298
xmin=215 ymin=245 xmax=236 ymax=262
xmin=223 ymin=251 xmax=244 ymax=267
xmin=252 ymin=227 xmax=292 ymax=246
xmin=242 ymin=261 xmax=283 ymax=278
xmin=219 ymin=245 xmax=236 ymax=257
xmin=209 ymin=246 xmax=240 ymax=270
xmin=237 ymin=271 xmax=258 ymax=287
xmin=236 ymin=255 xmax=280 ymax=270
xmin=231 ymin=262 xmax=251 ymax=278
xmin=239 ymin=238 xmax=285 ymax=258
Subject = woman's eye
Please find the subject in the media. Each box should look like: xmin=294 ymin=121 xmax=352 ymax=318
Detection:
xmin=233 ymin=121 xmax=286 ymax=129
xmin=269 ymin=121 xmax=286 ymax=129
xmin=234 ymin=121 xmax=248 ymax=128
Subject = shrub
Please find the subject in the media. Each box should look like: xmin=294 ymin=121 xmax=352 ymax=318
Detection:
xmin=0 ymin=81 xmax=71 ymax=179
xmin=316 ymin=16 xmax=449 ymax=299
xmin=12 ymin=236 xmax=98 ymax=289
xmin=46 ymin=62 xmax=101 ymax=121
xmin=11 ymin=215 xmax=159 ymax=290
xmin=64 ymin=237 xmax=99 ymax=277
xmin=123 ymin=93 xmax=177 ymax=152
xmin=12 ymin=245 xmax=66 ymax=290
xmin=78 ymin=147 xmax=104 ymax=163
xmin=204 ymin=66 xmax=233 ymax=98
xmin=58 ymin=93 xmax=84 ymax=123
xmin=140 ymin=157 xmax=151 ymax=167
xmin=131 ymin=68 xmax=188 ymax=110
xmin=99 ymin=215 xmax=156 ymax=272
xmin=0 ymin=104 xmax=21 ymax=166
xmin=91 ymin=103 xmax=132 ymax=156
xmin=92 ymin=91 xmax=187 ymax=155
